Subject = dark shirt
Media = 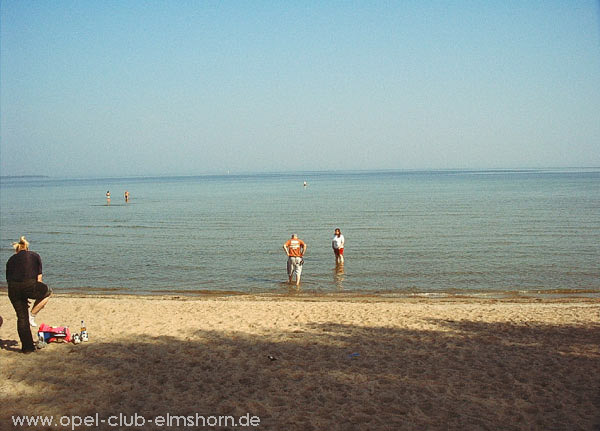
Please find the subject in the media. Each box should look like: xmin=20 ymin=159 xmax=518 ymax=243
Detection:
xmin=6 ymin=250 xmax=43 ymax=282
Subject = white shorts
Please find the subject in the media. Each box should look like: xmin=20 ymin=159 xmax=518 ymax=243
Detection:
xmin=287 ymin=256 xmax=303 ymax=278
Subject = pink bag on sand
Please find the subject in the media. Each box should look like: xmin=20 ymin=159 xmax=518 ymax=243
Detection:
xmin=38 ymin=323 xmax=72 ymax=343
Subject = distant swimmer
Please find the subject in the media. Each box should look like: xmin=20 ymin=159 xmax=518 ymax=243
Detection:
xmin=124 ymin=191 xmax=129 ymax=202
xmin=303 ymin=181 xmax=307 ymax=187
xmin=106 ymin=191 xmax=111 ymax=204
xmin=282 ymin=233 xmax=307 ymax=287
xmin=332 ymin=228 xmax=345 ymax=265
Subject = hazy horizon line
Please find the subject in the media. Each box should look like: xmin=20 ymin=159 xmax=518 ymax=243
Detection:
xmin=2 ymin=166 xmax=599 ymax=182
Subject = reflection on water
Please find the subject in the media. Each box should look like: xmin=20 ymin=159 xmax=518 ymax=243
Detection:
xmin=333 ymin=264 xmax=345 ymax=289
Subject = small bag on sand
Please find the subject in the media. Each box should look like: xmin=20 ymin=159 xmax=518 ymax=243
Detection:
xmin=38 ymin=323 xmax=72 ymax=343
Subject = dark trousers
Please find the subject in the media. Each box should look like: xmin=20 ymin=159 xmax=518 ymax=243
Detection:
xmin=8 ymin=279 xmax=51 ymax=352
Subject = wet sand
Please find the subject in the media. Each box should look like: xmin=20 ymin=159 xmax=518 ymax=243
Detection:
xmin=1 ymin=293 xmax=599 ymax=430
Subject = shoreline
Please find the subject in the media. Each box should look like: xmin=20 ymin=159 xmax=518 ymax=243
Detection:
xmin=2 ymin=292 xmax=599 ymax=430
xmin=2 ymin=285 xmax=599 ymax=302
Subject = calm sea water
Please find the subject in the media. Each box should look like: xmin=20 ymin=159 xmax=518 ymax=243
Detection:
xmin=1 ymin=170 xmax=599 ymax=297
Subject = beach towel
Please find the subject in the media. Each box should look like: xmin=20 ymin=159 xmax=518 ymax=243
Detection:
xmin=38 ymin=323 xmax=72 ymax=343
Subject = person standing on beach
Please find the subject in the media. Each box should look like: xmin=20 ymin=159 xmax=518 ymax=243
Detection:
xmin=283 ymin=234 xmax=307 ymax=286
xmin=5 ymin=236 xmax=52 ymax=353
xmin=332 ymin=228 xmax=345 ymax=265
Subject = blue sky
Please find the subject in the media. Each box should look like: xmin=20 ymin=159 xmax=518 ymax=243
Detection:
xmin=1 ymin=1 xmax=599 ymax=177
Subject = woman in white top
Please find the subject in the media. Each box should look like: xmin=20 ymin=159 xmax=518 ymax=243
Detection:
xmin=332 ymin=228 xmax=345 ymax=265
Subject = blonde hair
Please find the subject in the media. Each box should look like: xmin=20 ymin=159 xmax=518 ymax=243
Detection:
xmin=12 ymin=236 xmax=29 ymax=252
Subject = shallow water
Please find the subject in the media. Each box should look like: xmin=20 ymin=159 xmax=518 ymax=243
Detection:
xmin=1 ymin=169 xmax=599 ymax=296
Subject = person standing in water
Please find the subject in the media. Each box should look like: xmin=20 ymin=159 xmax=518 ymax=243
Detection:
xmin=124 ymin=191 xmax=129 ymax=202
xmin=5 ymin=236 xmax=52 ymax=353
xmin=106 ymin=191 xmax=111 ymax=204
xmin=332 ymin=228 xmax=345 ymax=265
xmin=282 ymin=233 xmax=307 ymax=287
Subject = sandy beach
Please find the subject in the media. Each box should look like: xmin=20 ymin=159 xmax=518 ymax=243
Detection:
xmin=1 ymin=292 xmax=599 ymax=431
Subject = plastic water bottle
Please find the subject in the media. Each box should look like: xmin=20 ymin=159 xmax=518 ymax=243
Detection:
xmin=81 ymin=320 xmax=88 ymax=342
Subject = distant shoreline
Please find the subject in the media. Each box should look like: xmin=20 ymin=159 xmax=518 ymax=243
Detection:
xmin=1 ymin=167 xmax=599 ymax=182
xmin=0 ymin=175 xmax=49 ymax=179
